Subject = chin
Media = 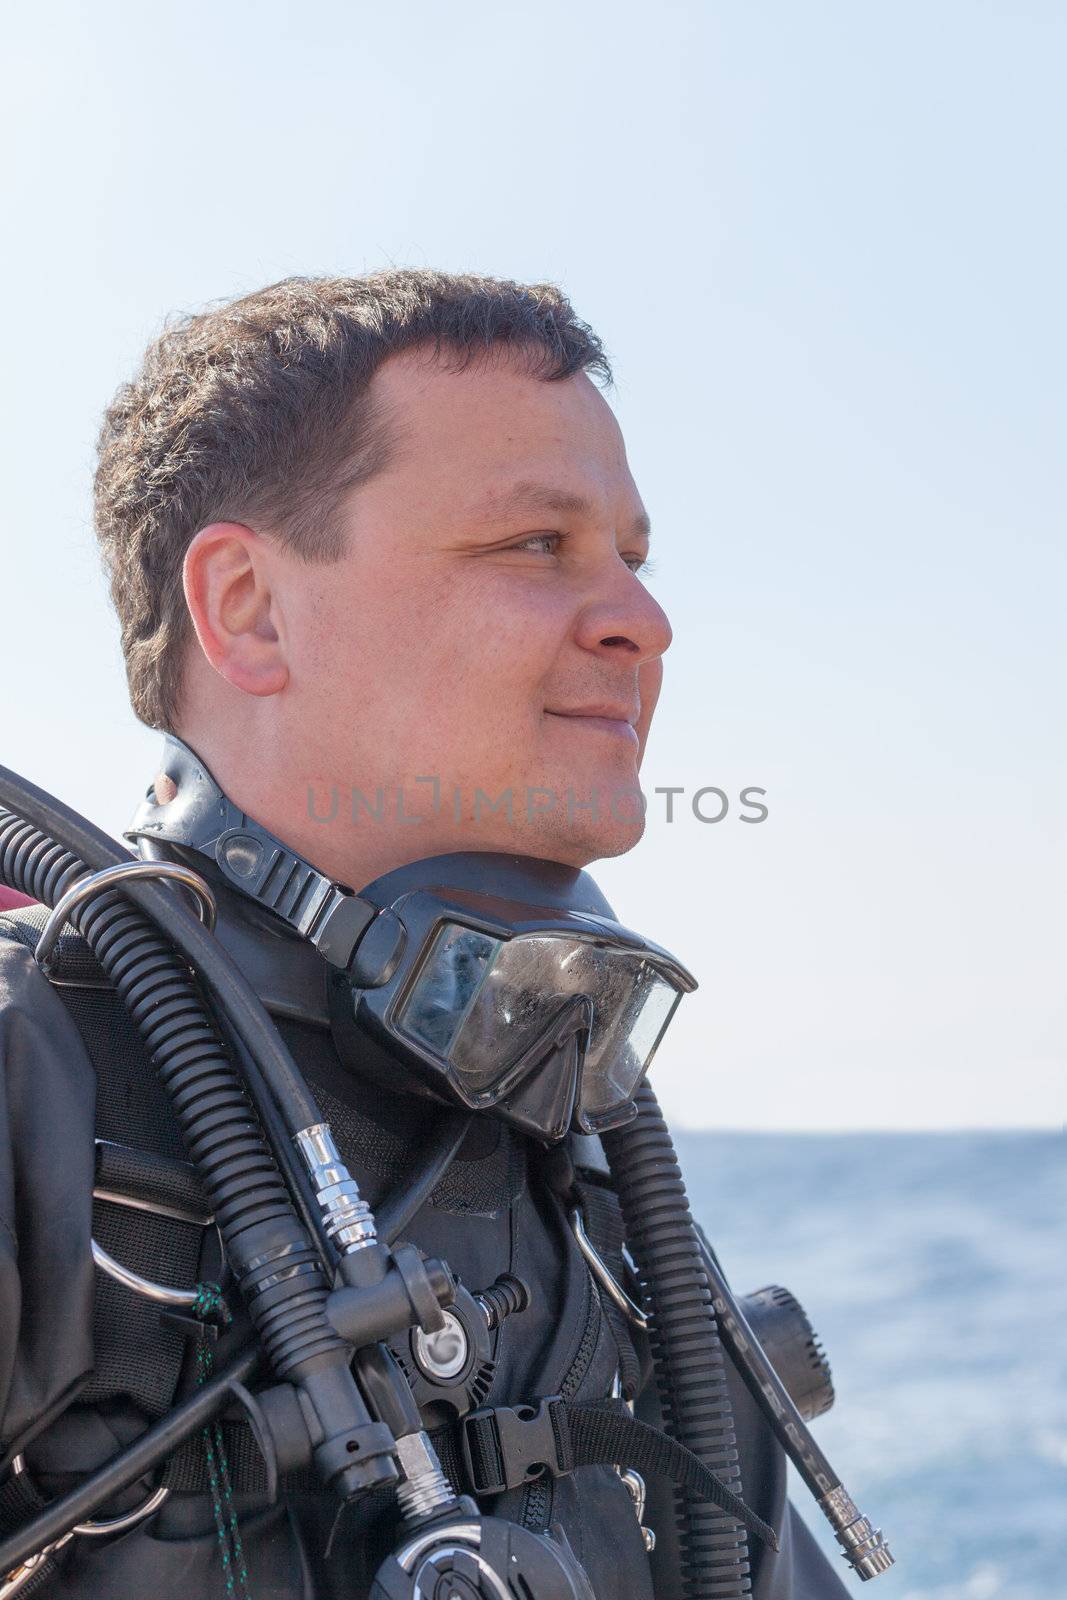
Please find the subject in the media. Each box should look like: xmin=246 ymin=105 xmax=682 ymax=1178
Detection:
xmin=507 ymin=761 xmax=647 ymax=866
xmin=523 ymin=808 xmax=647 ymax=870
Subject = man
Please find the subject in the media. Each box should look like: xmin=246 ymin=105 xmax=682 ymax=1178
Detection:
xmin=0 ymin=272 xmax=848 ymax=1596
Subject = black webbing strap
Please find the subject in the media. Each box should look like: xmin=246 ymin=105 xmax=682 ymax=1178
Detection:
xmin=163 ymin=1419 xmax=268 ymax=1493
xmin=453 ymin=1397 xmax=779 ymax=1551
xmin=572 ymin=1177 xmax=643 ymax=1399
xmin=94 ymin=1141 xmax=212 ymax=1226
xmin=568 ymin=1404 xmax=778 ymax=1550
xmin=161 ymin=1424 xmax=322 ymax=1497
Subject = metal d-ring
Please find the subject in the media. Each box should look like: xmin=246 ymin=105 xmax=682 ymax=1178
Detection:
xmin=1 ymin=1457 xmax=169 ymax=1598
xmin=34 ymin=859 xmax=217 ymax=977
xmin=90 ymin=1239 xmax=201 ymax=1308
xmin=568 ymin=1204 xmax=648 ymax=1330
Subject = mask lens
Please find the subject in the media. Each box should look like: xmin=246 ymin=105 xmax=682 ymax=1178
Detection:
xmin=396 ymin=923 xmax=502 ymax=1065
xmin=397 ymin=922 xmax=684 ymax=1113
xmin=580 ymin=963 xmax=681 ymax=1120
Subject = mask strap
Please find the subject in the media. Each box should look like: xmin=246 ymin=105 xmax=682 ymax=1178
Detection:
xmin=126 ymin=732 xmax=375 ymax=970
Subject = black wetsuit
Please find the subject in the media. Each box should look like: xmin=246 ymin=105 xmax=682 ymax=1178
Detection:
xmin=0 ymin=872 xmax=848 ymax=1599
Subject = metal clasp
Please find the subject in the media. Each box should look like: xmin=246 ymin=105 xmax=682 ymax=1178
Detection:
xmin=35 ymin=859 xmax=216 ymax=977
xmin=90 ymin=1238 xmax=203 ymax=1308
xmin=568 ymin=1205 xmax=648 ymax=1330
xmin=1 ymin=1457 xmax=168 ymax=1598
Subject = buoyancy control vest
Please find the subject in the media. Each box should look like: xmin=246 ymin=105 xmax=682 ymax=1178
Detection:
xmin=0 ymin=887 xmax=661 ymax=1598
xmin=0 ymin=755 xmax=888 ymax=1599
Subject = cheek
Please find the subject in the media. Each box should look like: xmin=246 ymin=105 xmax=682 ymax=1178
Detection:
xmin=436 ymin=568 xmax=572 ymax=692
xmin=288 ymin=562 xmax=426 ymax=727
xmin=299 ymin=562 xmax=565 ymax=754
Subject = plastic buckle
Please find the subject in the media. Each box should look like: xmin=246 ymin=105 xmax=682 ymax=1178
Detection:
xmin=460 ymin=1397 xmax=572 ymax=1496
xmin=159 ymin=1309 xmax=220 ymax=1341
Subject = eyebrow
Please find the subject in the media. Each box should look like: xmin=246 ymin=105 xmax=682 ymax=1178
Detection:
xmin=472 ymin=480 xmax=652 ymax=543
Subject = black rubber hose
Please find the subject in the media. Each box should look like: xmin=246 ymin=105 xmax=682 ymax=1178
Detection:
xmin=135 ymin=834 xmax=335 ymax=1274
xmin=0 ymin=774 xmax=344 ymax=1382
xmin=377 ymin=1110 xmax=474 ymax=1245
xmin=602 ymin=1082 xmax=753 ymax=1599
xmin=223 ymin=1024 xmax=337 ymax=1277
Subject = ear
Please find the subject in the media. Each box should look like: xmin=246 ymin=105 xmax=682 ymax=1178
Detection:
xmin=183 ymin=523 xmax=289 ymax=697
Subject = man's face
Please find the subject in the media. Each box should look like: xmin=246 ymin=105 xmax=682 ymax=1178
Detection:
xmin=276 ymin=347 xmax=672 ymax=881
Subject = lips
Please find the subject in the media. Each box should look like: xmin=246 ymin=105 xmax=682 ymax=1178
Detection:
xmin=545 ymin=705 xmax=639 ymax=725
xmin=545 ymin=706 xmax=640 ymax=742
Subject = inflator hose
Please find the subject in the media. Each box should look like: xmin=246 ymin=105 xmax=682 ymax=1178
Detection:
xmin=0 ymin=774 xmax=345 ymax=1383
xmin=602 ymin=1083 xmax=753 ymax=1599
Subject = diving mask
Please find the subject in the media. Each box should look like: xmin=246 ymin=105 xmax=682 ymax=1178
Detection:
xmin=326 ymin=853 xmax=695 ymax=1141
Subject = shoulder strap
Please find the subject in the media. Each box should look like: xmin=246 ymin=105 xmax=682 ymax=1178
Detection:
xmin=571 ymin=1175 xmax=645 ymax=1400
xmin=0 ymin=904 xmax=109 ymax=989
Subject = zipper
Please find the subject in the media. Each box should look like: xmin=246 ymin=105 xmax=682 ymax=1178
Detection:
xmin=520 ymin=1269 xmax=603 ymax=1530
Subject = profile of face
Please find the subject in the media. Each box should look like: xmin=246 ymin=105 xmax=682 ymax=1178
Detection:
xmin=180 ymin=347 xmax=672 ymax=889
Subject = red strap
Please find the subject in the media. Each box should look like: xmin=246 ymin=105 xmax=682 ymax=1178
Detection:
xmin=0 ymin=886 xmax=35 ymax=911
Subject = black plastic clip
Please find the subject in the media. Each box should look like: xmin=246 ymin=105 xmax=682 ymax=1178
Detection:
xmin=160 ymin=1308 xmax=220 ymax=1342
xmin=460 ymin=1396 xmax=573 ymax=1496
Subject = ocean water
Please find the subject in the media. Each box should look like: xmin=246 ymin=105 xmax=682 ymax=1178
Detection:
xmin=675 ymin=1131 xmax=1066 ymax=1600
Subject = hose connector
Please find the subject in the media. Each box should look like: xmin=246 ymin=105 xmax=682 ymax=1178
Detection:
xmin=295 ymin=1124 xmax=377 ymax=1253
xmin=474 ymin=1273 xmax=530 ymax=1331
xmin=821 ymin=1486 xmax=894 ymax=1580
xmin=394 ymin=1430 xmax=456 ymax=1523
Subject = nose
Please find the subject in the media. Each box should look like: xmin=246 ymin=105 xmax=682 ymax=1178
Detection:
xmin=573 ymin=562 xmax=673 ymax=666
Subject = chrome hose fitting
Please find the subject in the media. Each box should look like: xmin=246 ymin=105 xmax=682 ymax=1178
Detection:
xmin=294 ymin=1124 xmax=377 ymax=1253
xmin=394 ymin=1431 xmax=456 ymax=1522
xmin=473 ymin=1273 xmax=530 ymax=1331
xmin=820 ymin=1487 xmax=894 ymax=1580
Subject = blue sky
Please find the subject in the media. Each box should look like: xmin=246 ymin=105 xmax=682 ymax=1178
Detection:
xmin=3 ymin=1 xmax=1063 ymax=1127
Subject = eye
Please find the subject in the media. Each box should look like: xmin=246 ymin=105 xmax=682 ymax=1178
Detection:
xmin=623 ymin=553 xmax=654 ymax=576
xmin=499 ymin=534 xmax=651 ymax=575
xmin=509 ymin=533 xmax=561 ymax=557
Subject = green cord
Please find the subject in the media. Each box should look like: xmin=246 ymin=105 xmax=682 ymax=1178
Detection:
xmin=193 ymin=1282 xmax=252 ymax=1599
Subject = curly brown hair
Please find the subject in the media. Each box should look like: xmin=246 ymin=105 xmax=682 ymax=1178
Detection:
xmin=94 ymin=270 xmax=611 ymax=731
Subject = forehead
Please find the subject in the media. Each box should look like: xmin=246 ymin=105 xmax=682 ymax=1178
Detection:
xmin=366 ymin=346 xmax=636 ymax=510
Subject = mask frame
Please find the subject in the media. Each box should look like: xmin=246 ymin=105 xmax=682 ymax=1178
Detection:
xmin=327 ymin=881 xmax=695 ymax=1142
